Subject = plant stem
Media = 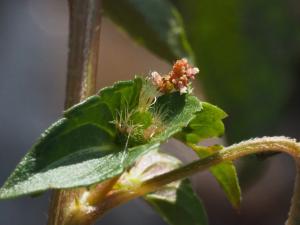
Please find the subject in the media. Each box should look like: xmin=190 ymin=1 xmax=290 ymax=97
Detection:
xmin=47 ymin=1 xmax=102 ymax=224
xmin=64 ymin=0 xmax=102 ymax=107
xmin=93 ymin=136 xmax=300 ymax=225
xmin=138 ymin=137 xmax=300 ymax=194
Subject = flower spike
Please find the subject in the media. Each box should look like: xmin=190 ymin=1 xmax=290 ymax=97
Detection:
xmin=150 ymin=58 xmax=199 ymax=94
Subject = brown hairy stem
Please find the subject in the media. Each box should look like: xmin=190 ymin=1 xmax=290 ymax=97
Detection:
xmin=64 ymin=0 xmax=102 ymax=108
xmin=47 ymin=0 xmax=102 ymax=224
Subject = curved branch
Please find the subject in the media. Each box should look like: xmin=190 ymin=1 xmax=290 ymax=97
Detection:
xmin=94 ymin=136 xmax=300 ymax=225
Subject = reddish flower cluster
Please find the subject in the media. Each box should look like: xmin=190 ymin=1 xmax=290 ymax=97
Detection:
xmin=150 ymin=58 xmax=199 ymax=94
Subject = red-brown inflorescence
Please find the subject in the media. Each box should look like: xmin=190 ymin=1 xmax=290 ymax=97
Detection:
xmin=150 ymin=58 xmax=199 ymax=94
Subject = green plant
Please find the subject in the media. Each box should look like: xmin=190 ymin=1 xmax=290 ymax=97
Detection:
xmin=103 ymin=0 xmax=300 ymax=188
xmin=1 ymin=58 xmax=300 ymax=225
xmin=1 ymin=1 xmax=299 ymax=225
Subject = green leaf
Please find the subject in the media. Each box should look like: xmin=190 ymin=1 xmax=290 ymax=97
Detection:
xmin=116 ymin=150 xmax=208 ymax=225
xmin=191 ymin=145 xmax=241 ymax=209
xmin=176 ymin=102 xmax=240 ymax=208
xmin=146 ymin=180 xmax=208 ymax=225
xmin=0 ymin=78 xmax=202 ymax=200
xmin=177 ymin=102 xmax=227 ymax=144
xmin=103 ymin=0 xmax=299 ymax=145
xmin=102 ymin=0 xmax=193 ymax=62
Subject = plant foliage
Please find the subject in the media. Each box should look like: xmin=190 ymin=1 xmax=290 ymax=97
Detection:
xmin=0 ymin=64 xmax=241 ymax=225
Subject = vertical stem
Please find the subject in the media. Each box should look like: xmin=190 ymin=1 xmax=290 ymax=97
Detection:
xmin=65 ymin=0 xmax=102 ymax=107
xmin=47 ymin=0 xmax=102 ymax=224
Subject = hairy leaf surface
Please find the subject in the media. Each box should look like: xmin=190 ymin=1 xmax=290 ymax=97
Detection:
xmin=0 ymin=78 xmax=202 ymax=199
